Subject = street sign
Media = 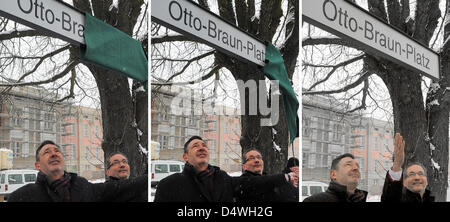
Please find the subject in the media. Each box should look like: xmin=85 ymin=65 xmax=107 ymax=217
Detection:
xmin=303 ymin=0 xmax=440 ymax=80
xmin=152 ymin=0 xmax=266 ymax=66
xmin=0 ymin=0 xmax=85 ymax=45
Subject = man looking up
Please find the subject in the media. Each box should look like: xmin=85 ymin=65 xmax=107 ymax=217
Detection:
xmin=303 ymin=153 xmax=367 ymax=202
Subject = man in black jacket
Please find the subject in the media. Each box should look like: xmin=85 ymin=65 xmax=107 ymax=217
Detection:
xmin=303 ymin=153 xmax=367 ymax=202
xmin=154 ymin=136 xmax=296 ymax=202
xmin=8 ymin=140 xmax=147 ymax=202
xmin=236 ymin=149 xmax=298 ymax=202
xmin=105 ymin=151 xmax=147 ymax=202
xmin=381 ymin=133 xmax=434 ymax=202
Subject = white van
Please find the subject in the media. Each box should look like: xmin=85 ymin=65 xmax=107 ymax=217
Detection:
xmin=0 ymin=169 xmax=39 ymax=201
xmin=151 ymin=160 xmax=185 ymax=187
xmin=301 ymin=181 xmax=329 ymax=201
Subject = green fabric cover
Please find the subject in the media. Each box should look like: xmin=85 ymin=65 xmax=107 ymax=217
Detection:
xmin=263 ymin=42 xmax=299 ymax=144
xmin=80 ymin=13 xmax=148 ymax=89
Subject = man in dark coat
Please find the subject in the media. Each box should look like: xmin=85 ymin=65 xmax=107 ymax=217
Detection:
xmin=381 ymin=133 xmax=434 ymax=202
xmin=280 ymin=157 xmax=300 ymax=201
xmin=8 ymin=140 xmax=147 ymax=202
xmin=235 ymin=150 xmax=298 ymax=202
xmin=154 ymin=136 xmax=296 ymax=202
xmin=303 ymin=153 xmax=367 ymax=202
xmin=104 ymin=151 xmax=147 ymax=202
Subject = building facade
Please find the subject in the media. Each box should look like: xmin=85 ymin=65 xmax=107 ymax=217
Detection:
xmin=302 ymin=94 xmax=393 ymax=195
xmin=61 ymin=105 xmax=104 ymax=180
xmin=0 ymin=85 xmax=105 ymax=180
xmin=0 ymin=86 xmax=62 ymax=169
xmin=151 ymin=85 xmax=206 ymax=161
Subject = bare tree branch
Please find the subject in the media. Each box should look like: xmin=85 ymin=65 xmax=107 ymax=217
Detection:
xmin=151 ymin=64 xmax=222 ymax=86
xmin=303 ymin=71 xmax=371 ymax=95
xmin=0 ymin=29 xmax=49 ymax=41
xmin=151 ymin=34 xmax=194 ymax=44
xmin=0 ymin=60 xmax=79 ymax=87
xmin=305 ymin=54 xmax=365 ymax=91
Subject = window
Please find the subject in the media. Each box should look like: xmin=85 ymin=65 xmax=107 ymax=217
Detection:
xmin=324 ymin=119 xmax=330 ymax=130
xmin=302 ymin=186 xmax=308 ymax=196
xmin=332 ymin=123 xmax=342 ymax=142
xmin=72 ymin=146 xmax=76 ymax=159
xmin=323 ymin=131 xmax=329 ymax=141
xmin=384 ymin=138 xmax=390 ymax=153
xmin=84 ymin=123 xmax=89 ymax=137
xmin=169 ymin=137 xmax=175 ymax=149
xmin=317 ymin=118 xmax=324 ymax=129
xmin=303 ymin=116 xmax=312 ymax=137
xmin=374 ymin=136 xmax=379 ymax=151
xmin=155 ymin=164 xmax=168 ymax=173
xmin=1 ymin=174 xmax=5 ymax=183
xmin=315 ymin=142 xmax=321 ymax=153
xmin=323 ymin=143 xmax=329 ymax=153
xmin=322 ymin=155 xmax=327 ymax=167
xmin=211 ymin=121 xmax=217 ymax=132
xmin=160 ymin=135 xmax=168 ymax=149
xmin=316 ymin=129 xmax=322 ymax=141
xmin=8 ymin=174 xmax=23 ymax=184
xmin=210 ymin=139 xmax=216 ymax=150
xmin=13 ymin=142 xmax=21 ymax=158
xmin=358 ymin=158 xmax=365 ymax=173
xmin=224 ymin=122 xmax=228 ymax=134
xmin=169 ymin=164 xmax=181 ymax=172
xmin=44 ymin=122 xmax=54 ymax=131
xmin=188 ymin=115 xmax=195 ymax=126
xmin=24 ymin=174 xmax=36 ymax=183
xmin=360 ymin=136 xmax=366 ymax=147
xmin=85 ymin=146 xmax=89 ymax=159
xmin=315 ymin=154 xmax=321 ymax=167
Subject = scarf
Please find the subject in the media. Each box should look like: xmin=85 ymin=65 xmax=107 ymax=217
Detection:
xmin=185 ymin=163 xmax=217 ymax=201
xmin=47 ymin=173 xmax=72 ymax=202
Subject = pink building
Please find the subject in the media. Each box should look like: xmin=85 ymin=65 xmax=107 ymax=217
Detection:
xmin=61 ymin=105 xmax=104 ymax=180
xmin=203 ymin=106 xmax=242 ymax=172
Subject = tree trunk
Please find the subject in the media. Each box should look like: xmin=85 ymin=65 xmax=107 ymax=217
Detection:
xmin=215 ymin=0 xmax=298 ymax=174
xmin=72 ymin=0 xmax=147 ymax=178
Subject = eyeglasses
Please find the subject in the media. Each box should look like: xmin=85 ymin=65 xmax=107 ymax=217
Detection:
xmin=246 ymin=155 xmax=262 ymax=162
xmin=108 ymin=159 xmax=128 ymax=168
xmin=406 ymin=171 xmax=426 ymax=178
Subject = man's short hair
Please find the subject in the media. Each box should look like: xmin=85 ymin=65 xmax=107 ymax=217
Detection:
xmin=402 ymin=162 xmax=427 ymax=180
xmin=331 ymin=153 xmax=355 ymax=170
xmin=184 ymin=136 xmax=204 ymax=153
xmin=242 ymin=149 xmax=261 ymax=164
xmin=35 ymin=140 xmax=60 ymax=161
xmin=106 ymin=151 xmax=128 ymax=169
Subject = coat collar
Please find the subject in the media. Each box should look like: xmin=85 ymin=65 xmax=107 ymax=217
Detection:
xmin=327 ymin=180 xmax=368 ymax=202
xmin=183 ymin=163 xmax=224 ymax=202
xmin=402 ymin=187 xmax=435 ymax=202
